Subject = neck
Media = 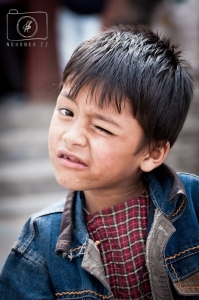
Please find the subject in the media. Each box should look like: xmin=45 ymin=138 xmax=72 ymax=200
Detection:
xmin=84 ymin=176 xmax=146 ymax=214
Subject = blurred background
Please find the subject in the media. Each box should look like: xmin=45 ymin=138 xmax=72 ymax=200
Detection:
xmin=0 ymin=0 xmax=199 ymax=271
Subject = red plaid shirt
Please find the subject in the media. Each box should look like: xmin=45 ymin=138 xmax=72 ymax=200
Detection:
xmin=84 ymin=190 xmax=152 ymax=300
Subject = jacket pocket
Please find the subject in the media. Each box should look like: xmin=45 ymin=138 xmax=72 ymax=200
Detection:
xmin=171 ymin=267 xmax=199 ymax=297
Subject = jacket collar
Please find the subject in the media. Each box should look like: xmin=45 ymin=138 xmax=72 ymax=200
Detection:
xmin=55 ymin=164 xmax=187 ymax=257
xmin=146 ymin=163 xmax=187 ymax=221
xmin=55 ymin=191 xmax=89 ymax=258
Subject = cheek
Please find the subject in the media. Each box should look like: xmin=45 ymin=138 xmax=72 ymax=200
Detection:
xmin=48 ymin=119 xmax=62 ymax=150
xmin=91 ymin=141 xmax=123 ymax=170
xmin=92 ymin=139 xmax=139 ymax=179
xmin=48 ymin=130 xmax=56 ymax=155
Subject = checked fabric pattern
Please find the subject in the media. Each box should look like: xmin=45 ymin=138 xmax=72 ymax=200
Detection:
xmin=84 ymin=190 xmax=152 ymax=300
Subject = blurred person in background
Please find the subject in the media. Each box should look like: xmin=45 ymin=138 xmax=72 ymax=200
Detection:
xmin=56 ymin=0 xmax=105 ymax=74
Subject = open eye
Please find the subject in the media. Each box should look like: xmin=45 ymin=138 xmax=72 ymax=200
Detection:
xmin=95 ymin=126 xmax=113 ymax=136
xmin=57 ymin=107 xmax=74 ymax=117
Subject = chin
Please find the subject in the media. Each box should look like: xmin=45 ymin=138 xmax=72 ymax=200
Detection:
xmin=54 ymin=172 xmax=85 ymax=191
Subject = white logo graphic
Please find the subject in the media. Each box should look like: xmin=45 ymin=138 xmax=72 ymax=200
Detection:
xmin=23 ymin=21 xmax=32 ymax=33
xmin=7 ymin=9 xmax=48 ymax=41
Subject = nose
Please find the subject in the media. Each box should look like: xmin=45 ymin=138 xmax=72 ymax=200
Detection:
xmin=62 ymin=121 xmax=87 ymax=148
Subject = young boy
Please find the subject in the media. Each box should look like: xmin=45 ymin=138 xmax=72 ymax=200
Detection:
xmin=0 ymin=25 xmax=198 ymax=300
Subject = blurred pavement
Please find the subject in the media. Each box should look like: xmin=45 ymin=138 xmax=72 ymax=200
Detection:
xmin=0 ymin=81 xmax=199 ymax=271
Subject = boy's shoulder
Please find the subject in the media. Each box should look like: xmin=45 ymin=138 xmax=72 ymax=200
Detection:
xmin=178 ymin=171 xmax=199 ymax=183
xmin=13 ymin=198 xmax=67 ymax=256
xmin=0 ymin=198 xmax=68 ymax=292
xmin=178 ymin=171 xmax=199 ymax=200
xmin=178 ymin=172 xmax=199 ymax=191
xmin=30 ymin=197 xmax=66 ymax=220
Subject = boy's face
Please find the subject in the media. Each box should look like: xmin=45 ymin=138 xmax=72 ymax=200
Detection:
xmin=48 ymin=84 xmax=148 ymax=193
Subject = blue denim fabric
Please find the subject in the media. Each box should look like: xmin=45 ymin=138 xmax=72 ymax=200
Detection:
xmin=0 ymin=164 xmax=199 ymax=299
xmin=0 ymin=197 xmax=112 ymax=300
xmin=148 ymin=169 xmax=199 ymax=283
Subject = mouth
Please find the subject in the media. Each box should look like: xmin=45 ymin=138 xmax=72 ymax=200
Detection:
xmin=59 ymin=154 xmax=86 ymax=165
xmin=57 ymin=151 xmax=88 ymax=169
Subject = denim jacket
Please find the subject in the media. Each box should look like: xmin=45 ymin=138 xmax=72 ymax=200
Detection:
xmin=1 ymin=164 xmax=199 ymax=300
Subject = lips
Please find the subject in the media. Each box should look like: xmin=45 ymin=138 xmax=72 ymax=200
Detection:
xmin=59 ymin=154 xmax=86 ymax=165
xmin=57 ymin=149 xmax=88 ymax=168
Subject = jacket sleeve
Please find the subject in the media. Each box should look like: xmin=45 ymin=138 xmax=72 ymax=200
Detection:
xmin=0 ymin=213 xmax=57 ymax=300
xmin=0 ymin=250 xmax=56 ymax=300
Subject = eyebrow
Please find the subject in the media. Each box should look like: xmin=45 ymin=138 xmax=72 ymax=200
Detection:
xmin=90 ymin=113 xmax=121 ymax=128
xmin=61 ymin=92 xmax=75 ymax=101
xmin=60 ymin=92 xmax=121 ymax=128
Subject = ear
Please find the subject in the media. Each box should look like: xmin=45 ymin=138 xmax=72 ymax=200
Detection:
xmin=140 ymin=142 xmax=170 ymax=172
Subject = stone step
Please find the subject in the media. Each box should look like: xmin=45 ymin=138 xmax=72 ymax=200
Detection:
xmin=0 ymin=191 xmax=67 ymax=218
xmin=0 ymin=103 xmax=55 ymax=130
xmin=0 ymin=128 xmax=49 ymax=162
xmin=0 ymin=158 xmax=65 ymax=196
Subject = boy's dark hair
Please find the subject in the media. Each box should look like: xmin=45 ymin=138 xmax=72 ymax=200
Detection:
xmin=61 ymin=25 xmax=193 ymax=150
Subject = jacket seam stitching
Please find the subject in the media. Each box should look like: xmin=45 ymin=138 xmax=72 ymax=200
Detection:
xmin=70 ymin=245 xmax=86 ymax=252
xmin=171 ymin=198 xmax=185 ymax=217
xmin=165 ymin=245 xmax=199 ymax=261
xmin=55 ymin=290 xmax=112 ymax=299
xmin=171 ymin=264 xmax=199 ymax=289
xmin=57 ymin=243 xmax=87 ymax=251
xmin=12 ymin=249 xmax=49 ymax=274
xmin=14 ymin=231 xmax=35 ymax=253
xmin=24 ymin=255 xmax=48 ymax=273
